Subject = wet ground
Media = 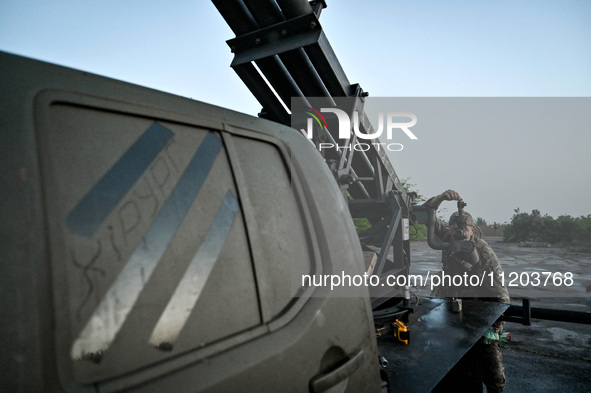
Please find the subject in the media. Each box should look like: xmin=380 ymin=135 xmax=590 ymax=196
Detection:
xmin=409 ymin=237 xmax=591 ymax=298
xmin=409 ymin=238 xmax=591 ymax=392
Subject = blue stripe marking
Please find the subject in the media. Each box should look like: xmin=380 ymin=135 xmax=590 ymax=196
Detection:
xmin=71 ymin=132 xmax=223 ymax=358
xmin=66 ymin=123 xmax=174 ymax=238
xmin=145 ymin=132 xmax=222 ymax=253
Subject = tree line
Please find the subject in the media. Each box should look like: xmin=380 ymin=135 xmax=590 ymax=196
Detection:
xmin=352 ymin=179 xmax=591 ymax=250
xmin=503 ymin=208 xmax=591 ymax=248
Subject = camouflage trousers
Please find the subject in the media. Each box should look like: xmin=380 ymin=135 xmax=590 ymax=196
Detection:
xmin=432 ymin=338 xmax=506 ymax=393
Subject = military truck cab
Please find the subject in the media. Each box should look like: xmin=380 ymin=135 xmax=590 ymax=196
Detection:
xmin=0 ymin=52 xmax=380 ymax=392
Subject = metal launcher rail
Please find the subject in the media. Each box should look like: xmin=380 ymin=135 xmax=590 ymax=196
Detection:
xmin=213 ymin=0 xmax=414 ymax=308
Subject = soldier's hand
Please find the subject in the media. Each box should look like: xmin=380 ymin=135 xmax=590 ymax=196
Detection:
xmin=424 ymin=189 xmax=462 ymax=210
xmin=440 ymin=190 xmax=461 ymax=201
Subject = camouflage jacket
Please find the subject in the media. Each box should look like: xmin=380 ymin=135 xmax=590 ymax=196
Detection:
xmin=432 ymin=217 xmax=510 ymax=303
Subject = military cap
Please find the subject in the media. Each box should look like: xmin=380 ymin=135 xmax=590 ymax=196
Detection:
xmin=449 ymin=211 xmax=474 ymax=226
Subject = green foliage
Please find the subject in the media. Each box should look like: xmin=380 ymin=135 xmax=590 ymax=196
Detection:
xmin=353 ymin=178 xmax=426 ymax=239
xmin=353 ymin=217 xmax=371 ymax=234
xmin=403 ymin=178 xmax=428 ymax=240
xmin=401 ymin=178 xmax=427 ymax=240
xmin=504 ymin=208 xmax=591 ymax=249
xmin=476 ymin=217 xmax=488 ymax=227
xmin=410 ymin=223 xmax=428 ymax=241
xmin=402 ymin=177 xmax=425 ymax=204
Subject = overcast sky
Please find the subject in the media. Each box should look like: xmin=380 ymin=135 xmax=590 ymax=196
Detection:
xmin=1 ymin=0 xmax=590 ymax=223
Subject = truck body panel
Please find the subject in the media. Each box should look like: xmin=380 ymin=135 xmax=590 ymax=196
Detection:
xmin=0 ymin=51 xmax=380 ymax=392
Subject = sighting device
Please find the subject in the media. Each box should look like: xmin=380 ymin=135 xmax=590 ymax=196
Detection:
xmin=451 ymin=199 xmax=468 ymax=241
xmin=410 ymin=199 xmax=479 ymax=270
xmin=449 ymin=199 xmax=479 ymax=270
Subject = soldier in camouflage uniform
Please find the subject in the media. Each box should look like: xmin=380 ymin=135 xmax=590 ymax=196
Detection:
xmin=426 ymin=190 xmax=509 ymax=393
